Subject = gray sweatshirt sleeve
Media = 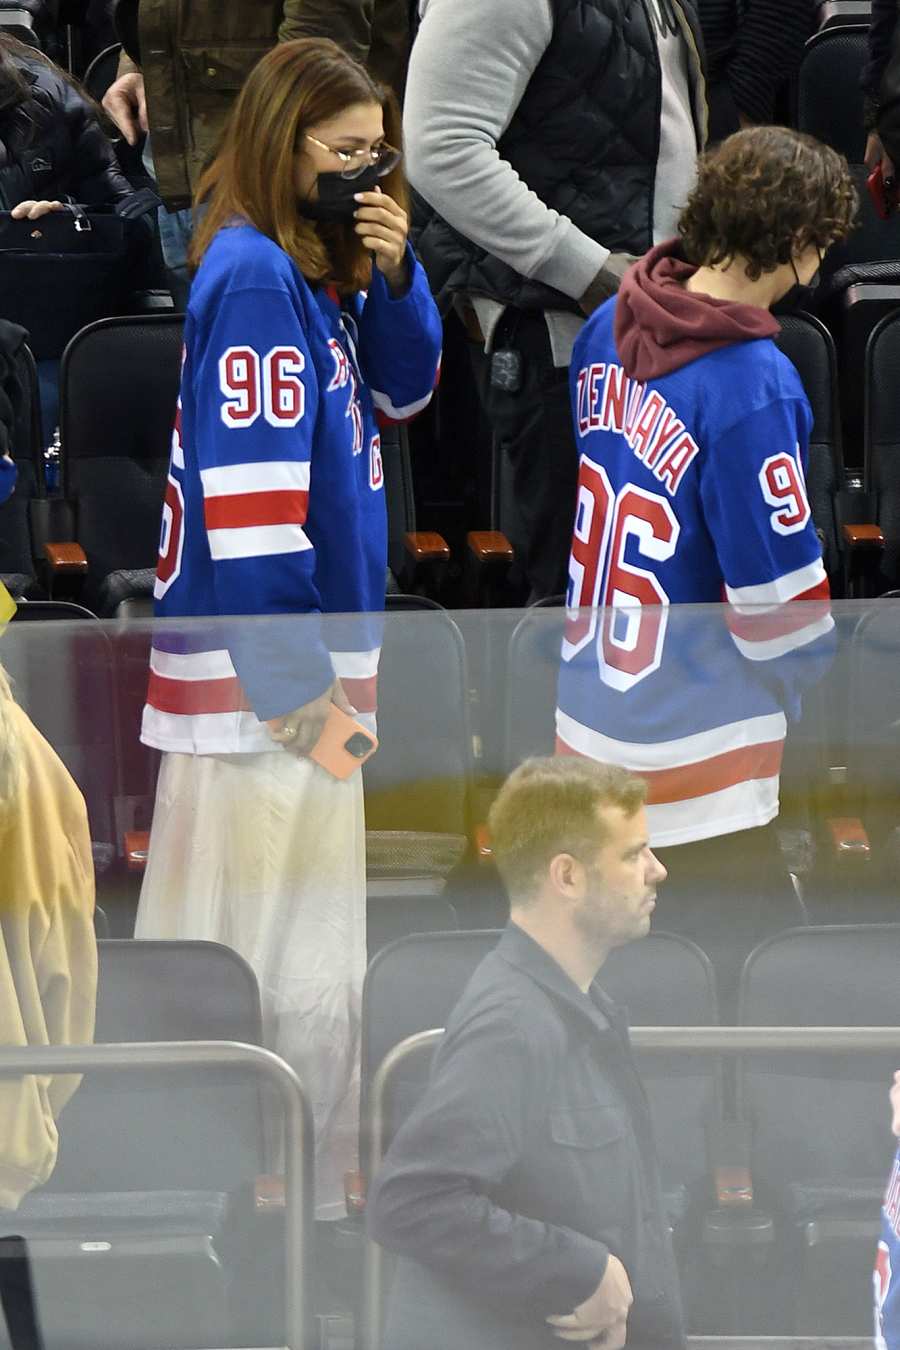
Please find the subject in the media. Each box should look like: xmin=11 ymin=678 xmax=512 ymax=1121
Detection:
xmin=403 ymin=0 xmax=610 ymax=302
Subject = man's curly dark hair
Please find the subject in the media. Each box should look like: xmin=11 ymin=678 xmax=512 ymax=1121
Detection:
xmin=678 ymin=127 xmax=857 ymax=281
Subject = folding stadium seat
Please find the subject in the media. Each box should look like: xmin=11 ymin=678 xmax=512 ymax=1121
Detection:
xmin=5 ymin=600 xmax=119 ymax=873
xmin=0 ymin=342 xmax=46 ymax=600
xmin=363 ymin=597 xmax=473 ymax=946
xmin=45 ymin=314 xmax=183 ymax=615
xmin=737 ymin=924 xmax=900 ymax=1335
xmin=814 ymin=0 xmax=871 ymax=29
xmin=797 ymin=25 xmax=868 ymax=162
xmin=863 ymin=311 xmax=900 ymax=589
xmin=359 ymin=928 xmax=723 ymax=1348
xmin=0 ymin=0 xmax=51 ymax=47
xmin=3 ymin=938 xmax=273 ymax=1350
xmin=774 ymin=313 xmax=874 ymax=592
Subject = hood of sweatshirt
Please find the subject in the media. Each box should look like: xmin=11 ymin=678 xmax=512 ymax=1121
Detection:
xmin=613 ymin=239 xmax=781 ymax=382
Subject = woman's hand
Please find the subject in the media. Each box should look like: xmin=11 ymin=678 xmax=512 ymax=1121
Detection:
xmin=866 ymin=131 xmax=896 ymax=185
xmin=266 ymin=679 xmax=353 ymax=756
xmin=11 ymin=201 xmax=66 ymax=221
xmin=354 ymin=187 xmax=409 ymax=294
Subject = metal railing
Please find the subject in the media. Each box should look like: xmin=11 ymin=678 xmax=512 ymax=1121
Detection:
xmin=0 ymin=1040 xmax=313 ymax=1350
xmin=361 ymin=1025 xmax=900 ymax=1350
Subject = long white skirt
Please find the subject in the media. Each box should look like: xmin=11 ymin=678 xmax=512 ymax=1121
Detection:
xmin=135 ymin=749 xmax=366 ymax=1220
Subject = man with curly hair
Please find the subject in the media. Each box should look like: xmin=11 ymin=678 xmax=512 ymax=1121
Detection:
xmin=557 ymin=127 xmax=856 ymax=1007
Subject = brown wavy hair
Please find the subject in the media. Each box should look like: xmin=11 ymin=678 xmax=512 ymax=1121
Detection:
xmin=189 ymin=38 xmax=408 ymax=294
xmin=678 ymin=127 xmax=857 ymax=281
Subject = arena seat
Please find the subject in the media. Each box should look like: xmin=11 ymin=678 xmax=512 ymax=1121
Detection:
xmin=864 ymin=311 xmax=900 ymax=589
xmin=5 ymin=939 xmax=270 ymax=1350
xmin=0 ymin=342 xmax=45 ymax=600
xmin=797 ymin=26 xmax=867 ymax=163
xmin=52 ymin=314 xmax=183 ymax=616
xmin=737 ymin=924 xmax=900 ymax=1335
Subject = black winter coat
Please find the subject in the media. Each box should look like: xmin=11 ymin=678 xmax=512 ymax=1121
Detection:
xmin=0 ymin=52 xmax=136 ymax=213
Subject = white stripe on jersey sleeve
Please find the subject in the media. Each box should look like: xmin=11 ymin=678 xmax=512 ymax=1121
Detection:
xmin=149 ymin=647 xmax=238 ymax=681
xmin=331 ymin=649 xmax=380 ymax=679
xmin=200 ymin=460 xmax=311 ymax=498
xmin=730 ymin=610 xmax=835 ymax=662
xmin=725 ymin=557 xmax=827 ymax=610
xmin=207 ymin=522 xmax=313 ymax=560
xmin=371 ymin=388 xmax=435 ymax=421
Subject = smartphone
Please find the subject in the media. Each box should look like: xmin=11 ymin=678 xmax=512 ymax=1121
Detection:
xmin=309 ymin=704 xmax=378 ymax=779
xmin=867 ymin=163 xmax=899 ymax=221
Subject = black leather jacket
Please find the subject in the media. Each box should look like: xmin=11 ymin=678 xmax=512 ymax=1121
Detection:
xmin=0 ymin=51 xmax=137 ymax=213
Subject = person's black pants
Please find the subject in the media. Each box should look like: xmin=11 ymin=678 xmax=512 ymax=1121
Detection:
xmin=470 ymin=310 xmax=579 ymax=602
xmin=0 ymin=1237 xmax=43 ymax=1350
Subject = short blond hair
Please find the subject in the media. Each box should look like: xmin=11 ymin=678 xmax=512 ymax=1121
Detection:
xmin=487 ymin=757 xmax=646 ymax=907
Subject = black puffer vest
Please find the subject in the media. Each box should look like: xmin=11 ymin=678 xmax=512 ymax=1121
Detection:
xmin=413 ymin=0 xmax=706 ymax=315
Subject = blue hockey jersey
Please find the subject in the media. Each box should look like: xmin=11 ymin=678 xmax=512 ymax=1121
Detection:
xmin=877 ymin=1147 xmax=900 ymax=1350
xmin=141 ymin=223 xmax=441 ymax=754
xmin=557 ymin=251 xmax=832 ymax=846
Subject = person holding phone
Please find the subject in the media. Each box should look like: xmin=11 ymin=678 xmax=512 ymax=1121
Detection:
xmin=135 ymin=37 xmax=441 ymax=1220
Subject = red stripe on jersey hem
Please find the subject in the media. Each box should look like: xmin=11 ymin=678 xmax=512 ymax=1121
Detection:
xmin=147 ymin=670 xmax=251 ymax=716
xmin=340 ymin=673 xmax=378 ymax=714
xmin=204 ymin=489 xmax=309 ymax=531
xmin=556 ymin=736 xmax=785 ymax=804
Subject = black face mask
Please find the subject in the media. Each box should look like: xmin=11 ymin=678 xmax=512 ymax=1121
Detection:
xmin=774 ymin=257 xmax=822 ymax=315
xmin=299 ymin=162 xmax=382 ymax=223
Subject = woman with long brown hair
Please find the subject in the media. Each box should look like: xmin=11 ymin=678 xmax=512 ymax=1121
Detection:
xmin=135 ymin=38 xmax=441 ymax=1219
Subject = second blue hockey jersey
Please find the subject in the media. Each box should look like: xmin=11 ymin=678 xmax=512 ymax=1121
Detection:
xmin=557 ymin=268 xmax=833 ymax=846
xmin=141 ymin=223 xmax=442 ymax=754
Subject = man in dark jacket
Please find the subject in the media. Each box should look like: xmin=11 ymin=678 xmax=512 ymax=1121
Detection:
xmin=697 ymin=0 xmax=813 ymax=142
xmin=368 ymin=756 xmax=678 ymax=1350
xmin=404 ymin=0 xmax=706 ymax=603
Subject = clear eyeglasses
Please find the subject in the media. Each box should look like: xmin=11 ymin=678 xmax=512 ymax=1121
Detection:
xmin=304 ymin=135 xmax=401 ymax=180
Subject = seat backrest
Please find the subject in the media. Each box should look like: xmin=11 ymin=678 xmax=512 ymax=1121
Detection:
xmin=60 ymin=315 xmax=183 ymax=597
xmin=738 ymin=925 xmax=900 ymax=1192
xmin=797 ymin=26 xmax=867 ymax=162
xmin=364 ymin=929 xmax=719 ymax=1191
xmin=865 ymin=311 xmax=900 ymax=586
xmin=82 ymin=41 xmax=122 ymax=103
xmin=844 ymin=600 xmax=900 ymax=836
xmin=49 ymin=939 xmax=266 ymax=1193
xmin=503 ymin=605 xmax=564 ymax=772
xmin=364 ymin=603 xmax=472 ymax=872
xmin=381 ymin=422 xmax=416 ymax=583
xmin=4 ymin=609 xmax=117 ymax=850
xmin=0 ymin=342 xmax=43 ymax=583
xmin=775 ymin=313 xmax=842 ymax=578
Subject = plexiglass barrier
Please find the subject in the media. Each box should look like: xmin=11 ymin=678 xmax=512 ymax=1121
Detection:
xmin=0 ymin=599 xmax=896 ymax=1348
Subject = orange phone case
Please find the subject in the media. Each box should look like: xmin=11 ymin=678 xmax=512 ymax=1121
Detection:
xmin=308 ymin=703 xmax=378 ymax=779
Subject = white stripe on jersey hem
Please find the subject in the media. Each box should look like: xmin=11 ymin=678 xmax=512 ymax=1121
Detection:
xmin=555 ymin=708 xmax=787 ymax=770
xmin=199 ymin=460 xmax=311 ymax=497
xmin=142 ymin=706 xmax=272 ymax=755
xmin=149 ymin=647 xmax=237 ymax=681
xmin=371 ymin=388 xmax=434 ymax=421
xmin=207 ymin=522 xmax=313 ymax=559
xmin=331 ymin=649 xmax=380 ymax=679
xmin=725 ymin=557 xmax=827 ymax=609
xmin=730 ymin=611 xmax=835 ymax=663
xmin=646 ymin=779 xmax=780 ymax=848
